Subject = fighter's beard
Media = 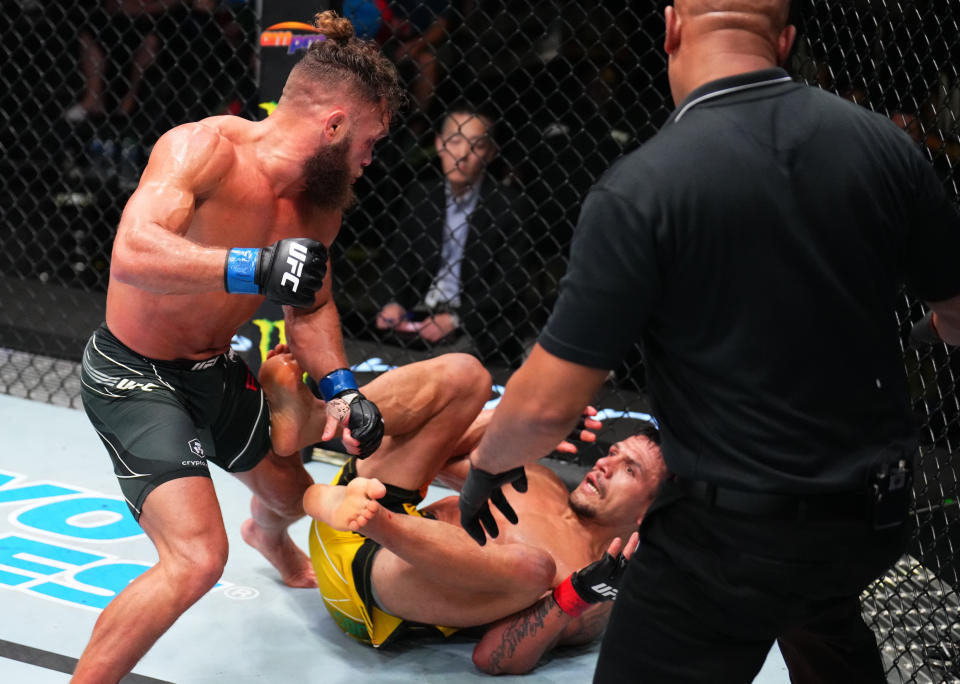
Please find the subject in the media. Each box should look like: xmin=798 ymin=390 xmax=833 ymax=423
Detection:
xmin=568 ymin=491 xmax=597 ymax=519
xmin=302 ymin=135 xmax=356 ymax=211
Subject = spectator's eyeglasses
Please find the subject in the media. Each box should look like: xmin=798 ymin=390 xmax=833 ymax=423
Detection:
xmin=440 ymin=134 xmax=493 ymax=154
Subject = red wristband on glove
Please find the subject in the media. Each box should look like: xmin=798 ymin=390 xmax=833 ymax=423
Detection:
xmin=552 ymin=575 xmax=591 ymax=618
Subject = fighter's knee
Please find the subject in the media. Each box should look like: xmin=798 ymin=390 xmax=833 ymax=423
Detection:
xmin=163 ymin=543 xmax=228 ymax=601
xmin=441 ymin=353 xmax=491 ymax=399
xmin=509 ymin=546 xmax=556 ymax=593
xmin=192 ymin=549 xmax=228 ymax=590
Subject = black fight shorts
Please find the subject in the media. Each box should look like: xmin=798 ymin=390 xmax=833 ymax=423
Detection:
xmin=79 ymin=324 xmax=271 ymax=519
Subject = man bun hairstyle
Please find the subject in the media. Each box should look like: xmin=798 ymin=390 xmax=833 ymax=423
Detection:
xmin=312 ymin=9 xmax=355 ymax=43
xmin=290 ymin=10 xmax=405 ymax=116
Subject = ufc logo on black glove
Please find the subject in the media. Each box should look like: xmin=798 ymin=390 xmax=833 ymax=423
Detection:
xmin=589 ymin=582 xmax=619 ymax=600
xmin=224 ymin=238 xmax=327 ymax=308
xmin=553 ymin=549 xmax=630 ymax=617
xmin=280 ymin=241 xmax=308 ymax=292
xmin=318 ymin=368 xmax=384 ymax=459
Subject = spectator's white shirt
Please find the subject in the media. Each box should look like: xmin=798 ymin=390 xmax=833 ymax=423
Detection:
xmin=423 ymin=179 xmax=482 ymax=310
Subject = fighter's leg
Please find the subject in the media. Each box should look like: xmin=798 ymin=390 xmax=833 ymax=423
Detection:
xmin=259 ymin=350 xmax=327 ymax=457
xmin=72 ymin=478 xmax=229 ymax=684
xmin=262 ymin=350 xmax=491 ymax=490
xmin=306 ymin=479 xmax=556 ymax=627
xmin=355 ymin=353 xmax=491 ymax=490
xmin=216 ymin=350 xmax=316 ymax=587
xmin=234 ymin=451 xmax=316 ymax=588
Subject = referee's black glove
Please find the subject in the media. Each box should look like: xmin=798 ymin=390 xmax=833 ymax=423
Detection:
xmin=458 ymin=464 xmax=528 ymax=546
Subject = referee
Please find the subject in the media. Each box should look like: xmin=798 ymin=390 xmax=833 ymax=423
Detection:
xmin=458 ymin=0 xmax=960 ymax=682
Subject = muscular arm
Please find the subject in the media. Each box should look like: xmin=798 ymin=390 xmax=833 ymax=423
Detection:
xmin=283 ymin=257 xmax=349 ymax=380
xmin=436 ymin=406 xmax=599 ymax=491
xmin=471 ymin=344 xmax=608 ymax=474
xmin=453 ymin=409 xmax=495 ymax=459
xmin=472 ymin=593 xmax=610 ymax=675
xmin=474 ymin=530 xmax=635 ymax=674
xmin=110 ymin=123 xmax=235 ymax=293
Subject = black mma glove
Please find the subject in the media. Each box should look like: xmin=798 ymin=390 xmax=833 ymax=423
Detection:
xmin=224 ymin=238 xmax=327 ymax=308
xmin=553 ymin=548 xmax=630 ymax=617
xmin=458 ymin=464 xmax=528 ymax=546
xmin=910 ymin=310 xmax=944 ymax=346
xmin=318 ymin=368 xmax=384 ymax=458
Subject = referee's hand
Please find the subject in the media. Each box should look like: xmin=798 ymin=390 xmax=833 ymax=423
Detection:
xmin=458 ymin=464 xmax=528 ymax=546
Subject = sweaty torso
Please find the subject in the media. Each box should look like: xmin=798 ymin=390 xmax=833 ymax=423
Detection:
xmin=425 ymin=466 xmax=600 ymax=584
xmin=106 ymin=116 xmax=342 ymax=360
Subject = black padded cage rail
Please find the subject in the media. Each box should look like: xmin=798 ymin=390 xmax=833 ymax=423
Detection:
xmin=0 ymin=1 xmax=958 ymax=680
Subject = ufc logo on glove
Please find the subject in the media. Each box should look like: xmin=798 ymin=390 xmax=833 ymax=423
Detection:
xmin=224 ymin=237 xmax=327 ymax=308
xmin=590 ymin=582 xmax=619 ymax=600
xmin=281 ymin=241 xmax=309 ymax=292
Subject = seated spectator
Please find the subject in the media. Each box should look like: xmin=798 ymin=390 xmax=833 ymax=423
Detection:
xmin=373 ymin=102 xmax=533 ymax=367
xmin=65 ymin=0 xmax=183 ymax=124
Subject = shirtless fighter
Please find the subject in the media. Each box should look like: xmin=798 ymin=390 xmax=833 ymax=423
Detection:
xmin=260 ymin=349 xmax=666 ymax=674
xmin=75 ymin=12 xmax=403 ymax=683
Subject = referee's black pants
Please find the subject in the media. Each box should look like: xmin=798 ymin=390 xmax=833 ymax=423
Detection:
xmin=594 ymin=479 xmax=909 ymax=683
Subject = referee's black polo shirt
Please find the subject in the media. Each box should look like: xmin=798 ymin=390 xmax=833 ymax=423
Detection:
xmin=540 ymin=68 xmax=960 ymax=493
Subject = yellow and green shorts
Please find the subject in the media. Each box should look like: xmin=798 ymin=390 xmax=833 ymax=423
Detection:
xmin=308 ymin=458 xmax=459 ymax=648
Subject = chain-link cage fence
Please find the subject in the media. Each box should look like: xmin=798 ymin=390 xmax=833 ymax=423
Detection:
xmin=0 ymin=0 xmax=259 ymax=404
xmin=796 ymin=3 xmax=960 ymax=681
xmin=0 ymin=1 xmax=958 ymax=680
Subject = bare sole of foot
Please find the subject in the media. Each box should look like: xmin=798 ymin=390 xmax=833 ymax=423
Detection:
xmin=260 ymin=352 xmax=317 ymax=457
xmin=321 ymin=477 xmax=387 ymax=532
xmin=240 ymin=518 xmax=317 ymax=588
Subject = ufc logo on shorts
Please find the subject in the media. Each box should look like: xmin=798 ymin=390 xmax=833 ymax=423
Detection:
xmin=280 ymin=242 xmax=307 ymax=292
xmin=116 ymin=379 xmax=158 ymax=392
xmin=590 ymin=582 xmax=619 ymax=600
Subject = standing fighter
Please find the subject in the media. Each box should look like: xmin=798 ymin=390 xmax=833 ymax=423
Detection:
xmin=75 ymin=11 xmax=402 ymax=683
xmin=459 ymin=1 xmax=960 ymax=682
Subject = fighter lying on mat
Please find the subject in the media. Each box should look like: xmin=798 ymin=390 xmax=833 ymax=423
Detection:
xmin=261 ymin=348 xmax=666 ymax=674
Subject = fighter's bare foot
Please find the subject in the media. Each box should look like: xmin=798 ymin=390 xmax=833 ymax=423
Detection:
xmin=266 ymin=343 xmax=290 ymax=360
xmin=240 ymin=518 xmax=317 ymax=588
xmin=321 ymin=477 xmax=387 ymax=532
xmin=260 ymin=351 xmax=317 ymax=456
